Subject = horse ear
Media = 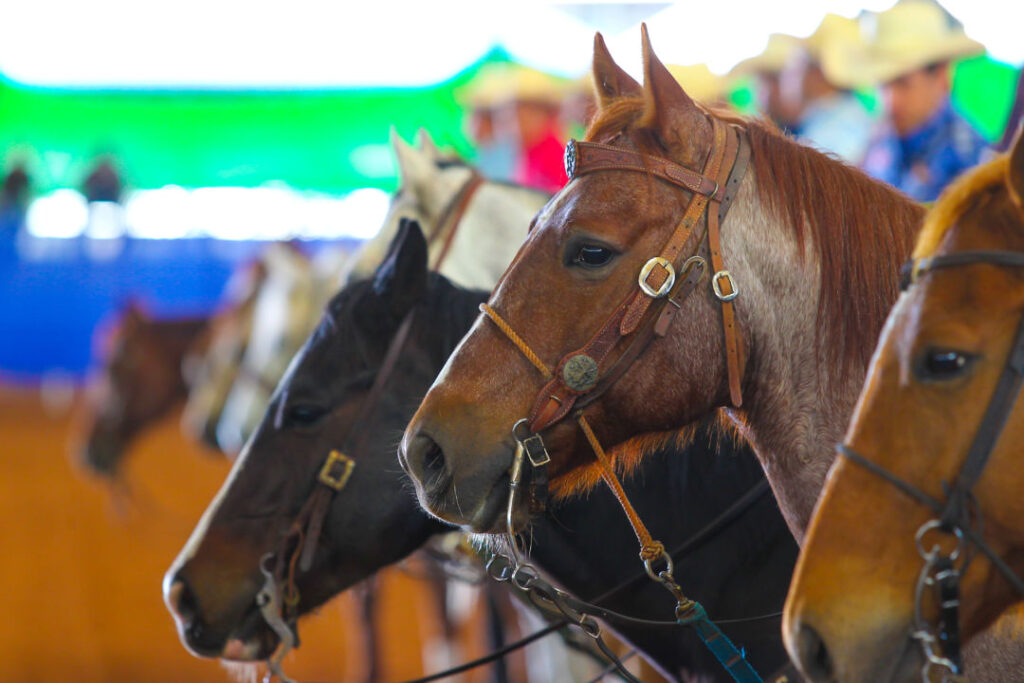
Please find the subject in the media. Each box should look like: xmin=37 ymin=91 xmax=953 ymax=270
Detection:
xmin=372 ymin=217 xmax=429 ymax=316
xmin=592 ymin=32 xmax=641 ymax=108
xmin=1008 ymin=125 xmax=1024 ymax=211
xmin=391 ymin=127 xmax=434 ymax=192
xmin=417 ymin=128 xmax=440 ymax=159
xmin=638 ymin=24 xmax=701 ymax=137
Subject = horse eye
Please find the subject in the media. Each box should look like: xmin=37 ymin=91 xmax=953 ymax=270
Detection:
xmin=917 ymin=349 xmax=975 ymax=381
xmin=286 ymin=404 xmax=327 ymax=427
xmin=572 ymin=244 xmax=615 ymax=269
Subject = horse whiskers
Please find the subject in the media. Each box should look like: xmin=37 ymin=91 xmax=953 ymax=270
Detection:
xmin=219 ymin=660 xmax=259 ymax=683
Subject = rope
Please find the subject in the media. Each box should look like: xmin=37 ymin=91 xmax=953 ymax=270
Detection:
xmin=479 ymin=304 xmax=553 ymax=380
xmin=576 ymin=414 xmax=665 ymax=563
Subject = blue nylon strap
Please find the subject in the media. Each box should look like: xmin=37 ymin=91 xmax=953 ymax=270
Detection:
xmin=679 ymin=602 xmax=764 ymax=683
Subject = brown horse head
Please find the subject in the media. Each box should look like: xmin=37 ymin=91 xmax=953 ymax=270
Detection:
xmin=783 ymin=133 xmax=1024 ymax=682
xmin=401 ymin=27 xmax=920 ymax=534
xmin=163 ymin=220 xmax=459 ymax=661
xmin=80 ymin=302 xmax=206 ymax=476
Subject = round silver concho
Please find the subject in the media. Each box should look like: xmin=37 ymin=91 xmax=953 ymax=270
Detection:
xmin=564 ymin=139 xmax=578 ymax=180
xmin=562 ymin=353 xmax=599 ymax=393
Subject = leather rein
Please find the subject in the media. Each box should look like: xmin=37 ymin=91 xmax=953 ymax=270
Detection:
xmin=480 ymin=116 xmax=764 ymax=683
xmin=839 ymin=250 xmax=1024 ymax=680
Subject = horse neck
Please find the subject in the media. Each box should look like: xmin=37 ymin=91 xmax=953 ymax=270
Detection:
xmin=435 ymin=182 xmax=548 ymax=290
xmin=720 ymin=173 xmax=915 ymax=541
xmin=150 ymin=316 xmax=208 ymax=373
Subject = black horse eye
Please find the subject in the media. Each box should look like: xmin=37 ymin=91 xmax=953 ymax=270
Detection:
xmin=573 ymin=244 xmax=615 ymax=269
xmin=286 ymin=404 xmax=327 ymax=427
xmin=917 ymin=349 xmax=975 ymax=381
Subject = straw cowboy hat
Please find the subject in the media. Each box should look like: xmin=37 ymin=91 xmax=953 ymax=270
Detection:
xmin=843 ymin=0 xmax=984 ymax=86
xmin=801 ymin=13 xmax=869 ymax=89
xmin=666 ymin=63 xmax=727 ymax=104
xmin=458 ymin=62 xmax=570 ymax=109
xmin=730 ymin=33 xmax=801 ymax=77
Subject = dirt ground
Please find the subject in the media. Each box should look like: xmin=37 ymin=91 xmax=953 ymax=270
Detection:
xmin=0 ymin=385 xmax=500 ymax=683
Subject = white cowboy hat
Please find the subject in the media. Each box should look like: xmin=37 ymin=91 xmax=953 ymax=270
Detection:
xmin=844 ymin=0 xmax=984 ymax=86
xmin=730 ymin=33 xmax=802 ymax=78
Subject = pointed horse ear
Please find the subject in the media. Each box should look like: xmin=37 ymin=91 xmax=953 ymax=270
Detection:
xmin=592 ymin=32 xmax=642 ymax=108
xmin=417 ymin=128 xmax=441 ymax=159
xmin=1008 ymin=125 xmax=1024 ymax=212
xmin=391 ymin=127 xmax=434 ymax=193
xmin=373 ymin=217 xmax=429 ymax=316
xmin=638 ymin=24 xmax=705 ymax=149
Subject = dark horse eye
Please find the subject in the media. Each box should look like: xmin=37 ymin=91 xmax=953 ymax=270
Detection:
xmin=573 ymin=244 xmax=615 ymax=269
xmin=917 ymin=349 xmax=975 ymax=381
xmin=286 ymin=404 xmax=327 ymax=427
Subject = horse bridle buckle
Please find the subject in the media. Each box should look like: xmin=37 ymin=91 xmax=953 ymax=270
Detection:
xmin=712 ymin=269 xmax=738 ymax=302
xmin=638 ymin=257 xmax=676 ymax=298
xmin=318 ymin=449 xmax=355 ymax=491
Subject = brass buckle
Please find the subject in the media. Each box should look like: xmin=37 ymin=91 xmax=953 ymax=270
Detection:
xmin=318 ymin=450 xmax=354 ymax=491
xmin=638 ymin=257 xmax=676 ymax=298
xmin=712 ymin=270 xmax=738 ymax=302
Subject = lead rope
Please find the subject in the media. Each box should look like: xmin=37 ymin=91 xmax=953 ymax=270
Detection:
xmin=480 ymin=303 xmax=763 ymax=683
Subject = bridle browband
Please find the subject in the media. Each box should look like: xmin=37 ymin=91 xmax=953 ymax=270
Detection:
xmin=840 ymin=249 xmax=1024 ymax=680
xmin=480 ymin=116 xmax=763 ymax=683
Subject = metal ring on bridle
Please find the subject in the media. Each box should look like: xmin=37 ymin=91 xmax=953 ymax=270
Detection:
xmin=638 ymin=257 xmax=676 ymax=298
xmin=643 ymin=549 xmax=675 ymax=582
xmin=916 ymin=519 xmax=965 ymax=562
xmin=712 ymin=269 xmax=738 ymax=302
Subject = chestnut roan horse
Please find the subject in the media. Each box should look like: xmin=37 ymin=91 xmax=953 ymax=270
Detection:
xmin=784 ymin=133 xmax=1024 ymax=681
xmin=402 ymin=28 xmax=920 ymax=543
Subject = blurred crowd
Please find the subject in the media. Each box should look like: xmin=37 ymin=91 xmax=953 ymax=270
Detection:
xmin=457 ymin=0 xmax=1024 ymax=203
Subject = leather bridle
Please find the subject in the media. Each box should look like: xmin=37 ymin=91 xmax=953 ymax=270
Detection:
xmin=839 ymin=250 xmax=1024 ymax=680
xmin=480 ymin=116 xmax=764 ymax=682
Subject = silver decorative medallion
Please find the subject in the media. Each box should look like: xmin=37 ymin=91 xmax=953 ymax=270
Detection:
xmin=564 ymin=139 xmax=578 ymax=179
xmin=562 ymin=353 xmax=599 ymax=392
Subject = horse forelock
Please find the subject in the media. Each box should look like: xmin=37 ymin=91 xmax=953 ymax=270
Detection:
xmin=585 ymin=95 xmax=924 ymax=381
xmin=915 ymin=156 xmax=1011 ymax=259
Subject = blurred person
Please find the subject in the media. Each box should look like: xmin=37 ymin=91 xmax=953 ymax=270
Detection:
xmin=731 ymin=33 xmax=802 ymax=130
xmin=1 ymin=161 xmax=30 ymax=214
xmin=459 ymin=62 xmax=568 ymax=192
xmin=858 ymin=0 xmax=988 ymax=201
xmin=83 ymin=156 xmax=123 ymax=204
xmin=778 ymin=13 xmax=875 ymax=163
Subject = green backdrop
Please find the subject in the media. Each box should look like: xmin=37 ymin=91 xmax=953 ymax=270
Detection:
xmin=1 ymin=52 xmax=1019 ymax=196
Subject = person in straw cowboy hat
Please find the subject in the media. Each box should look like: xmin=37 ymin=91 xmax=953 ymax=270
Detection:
xmin=731 ymin=32 xmax=803 ymax=130
xmin=778 ymin=13 xmax=876 ymax=163
xmin=857 ymin=0 xmax=988 ymax=201
xmin=458 ymin=62 xmax=570 ymax=193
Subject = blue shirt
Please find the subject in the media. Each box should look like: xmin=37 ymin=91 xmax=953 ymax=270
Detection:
xmin=860 ymin=100 xmax=989 ymax=202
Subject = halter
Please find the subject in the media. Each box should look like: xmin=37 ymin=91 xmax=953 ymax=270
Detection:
xmin=480 ymin=117 xmax=762 ymax=682
xmin=256 ymin=307 xmax=417 ymax=683
xmin=840 ymin=249 xmax=1024 ymax=681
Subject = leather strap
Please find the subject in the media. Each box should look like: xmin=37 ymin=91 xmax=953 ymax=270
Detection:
xmin=431 ymin=173 xmax=485 ymax=270
xmin=568 ymin=139 xmax=725 ymax=201
xmin=708 ymin=129 xmax=746 ymax=407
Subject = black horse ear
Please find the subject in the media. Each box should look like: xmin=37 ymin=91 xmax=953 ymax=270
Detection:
xmin=373 ymin=217 xmax=429 ymax=316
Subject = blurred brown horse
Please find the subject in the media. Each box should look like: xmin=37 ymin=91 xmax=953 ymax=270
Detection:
xmin=80 ymin=302 xmax=208 ymax=476
xmin=784 ymin=133 xmax=1024 ymax=681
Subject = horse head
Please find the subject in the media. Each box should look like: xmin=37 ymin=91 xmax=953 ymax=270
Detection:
xmin=163 ymin=220 xmax=465 ymax=661
xmin=784 ymin=131 xmax=1024 ymax=681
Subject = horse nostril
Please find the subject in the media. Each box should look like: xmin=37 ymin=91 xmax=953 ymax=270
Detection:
xmin=165 ymin=576 xmax=197 ymax=623
xmin=404 ymin=432 xmax=447 ymax=482
xmin=423 ymin=439 xmax=445 ymax=475
xmin=797 ymin=623 xmax=835 ymax=682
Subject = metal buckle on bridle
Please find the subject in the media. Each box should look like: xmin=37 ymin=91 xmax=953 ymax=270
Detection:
xmin=712 ymin=269 xmax=738 ymax=302
xmin=318 ymin=449 xmax=354 ymax=490
xmin=638 ymin=257 xmax=676 ymax=298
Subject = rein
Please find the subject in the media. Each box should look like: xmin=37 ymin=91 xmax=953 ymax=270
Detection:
xmin=257 ymin=308 xmax=417 ymax=683
xmin=479 ymin=117 xmax=763 ymax=683
xmin=840 ymin=249 xmax=1024 ymax=681
xmin=428 ymin=171 xmax=485 ymax=271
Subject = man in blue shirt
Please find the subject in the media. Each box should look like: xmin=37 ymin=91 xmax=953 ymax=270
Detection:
xmin=858 ymin=1 xmax=988 ymax=201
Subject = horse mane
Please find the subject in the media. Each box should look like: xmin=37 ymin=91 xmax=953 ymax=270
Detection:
xmin=914 ymin=156 xmax=1010 ymax=259
xmin=586 ymin=97 xmax=925 ymax=380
